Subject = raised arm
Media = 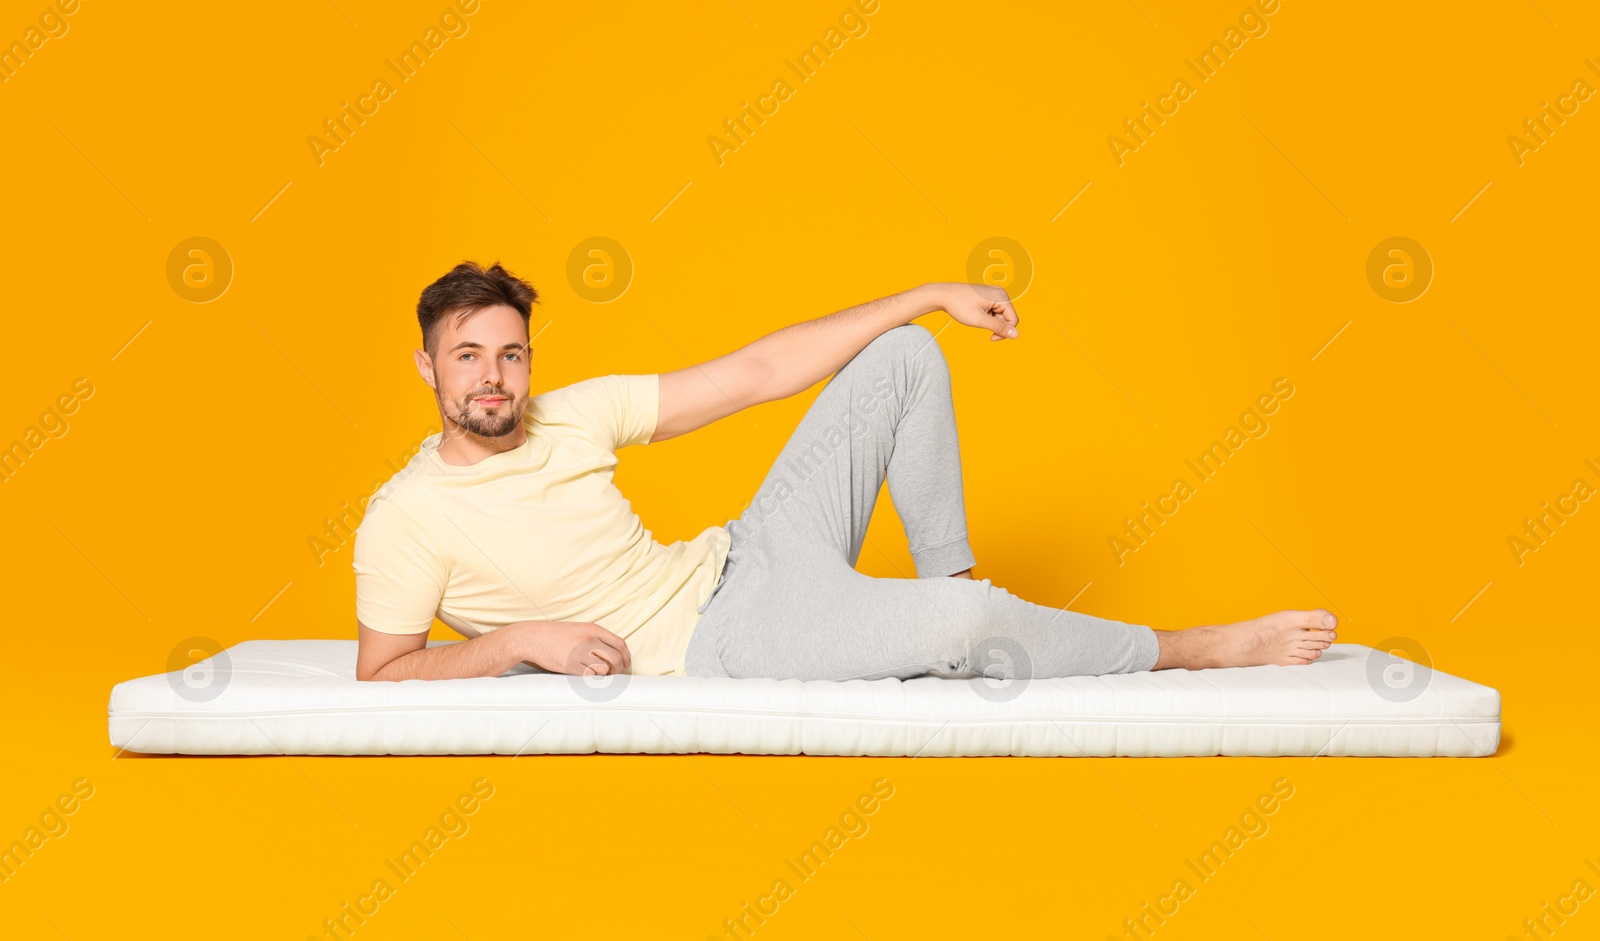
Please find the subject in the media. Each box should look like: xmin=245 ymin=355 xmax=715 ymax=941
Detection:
xmin=651 ymin=281 xmax=1020 ymax=443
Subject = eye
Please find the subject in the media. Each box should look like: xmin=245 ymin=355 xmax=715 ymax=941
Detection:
xmin=459 ymin=352 xmax=474 ymax=361
xmin=504 ymin=351 xmax=521 ymax=361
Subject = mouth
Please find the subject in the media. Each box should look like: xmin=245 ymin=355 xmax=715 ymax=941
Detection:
xmin=473 ymin=395 xmax=509 ymax=407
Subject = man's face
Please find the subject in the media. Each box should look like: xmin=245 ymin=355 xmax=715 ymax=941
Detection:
xmin=417 ymin=304 xmax=531 ymax=438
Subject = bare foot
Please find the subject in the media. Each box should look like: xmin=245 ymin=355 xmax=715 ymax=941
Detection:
xmin=1153 ymin=609 xmax=1338 ymax=670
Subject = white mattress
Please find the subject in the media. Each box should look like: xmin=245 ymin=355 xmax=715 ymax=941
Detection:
xmin=106 ymin=641 xmax=1500 ymax=757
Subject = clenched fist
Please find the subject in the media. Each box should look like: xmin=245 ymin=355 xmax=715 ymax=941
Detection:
xmin=920 ymin=282 xmax=1020 ymax=342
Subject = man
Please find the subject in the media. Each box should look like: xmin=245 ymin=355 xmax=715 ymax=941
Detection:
xmin=353 ymin=261 xmax=1337 ymax=683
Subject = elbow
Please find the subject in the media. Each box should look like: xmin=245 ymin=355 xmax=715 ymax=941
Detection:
xmin=356 ymin=619 xmax=428 ymax=681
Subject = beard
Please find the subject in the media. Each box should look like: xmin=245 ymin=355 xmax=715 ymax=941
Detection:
xmin=445 ymin=389 xmax=522 ymax=438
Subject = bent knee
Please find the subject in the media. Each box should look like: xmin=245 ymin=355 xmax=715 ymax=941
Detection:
xmin=934 ymin=582 xmax=1031 ymax=660
xmin=859 ymin=323 xmax=948 ymax=390
xmin=881 ymin=323 xmax=941 ymax=362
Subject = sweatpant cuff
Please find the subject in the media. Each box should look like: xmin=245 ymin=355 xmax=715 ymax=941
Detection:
xmin=911 ymin=537 xmax=976 ymax=578
xmin=1135 ymin=625 xmax=1161 ymax=673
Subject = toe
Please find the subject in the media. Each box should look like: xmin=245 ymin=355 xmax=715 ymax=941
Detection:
xmin=1296 ymin=609 xmax=1336 ymax=630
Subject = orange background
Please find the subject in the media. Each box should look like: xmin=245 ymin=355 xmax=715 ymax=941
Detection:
xmin=2 ymin=0 xmax=1596 ymax=937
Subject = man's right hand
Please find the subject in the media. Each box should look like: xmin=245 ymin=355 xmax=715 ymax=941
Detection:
xmin=356 ymin=618 xmax=633 ymax=682
xmin=520 ymin=620 xmax=633 ymax=676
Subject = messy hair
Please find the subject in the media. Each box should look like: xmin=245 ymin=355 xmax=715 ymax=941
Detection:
xmin=415 ymin=260 xmax=537 ymax=354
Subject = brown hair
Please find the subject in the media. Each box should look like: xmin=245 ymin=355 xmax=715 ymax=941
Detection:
xmin=416 ymin=260 xmax=538 ymax=354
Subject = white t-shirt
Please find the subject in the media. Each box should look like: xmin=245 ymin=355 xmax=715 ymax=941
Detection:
xmin=351 ymin=373 xmax=730 ymax=676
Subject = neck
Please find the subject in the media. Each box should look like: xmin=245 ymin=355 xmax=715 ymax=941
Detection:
xmin=434 ymin=420 xmax=527 ymax=466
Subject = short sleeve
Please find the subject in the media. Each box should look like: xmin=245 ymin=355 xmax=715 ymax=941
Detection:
xmin=534 ymin=373 xmax=659 ymax=452
xmin=352 ymin=502 xmax=445 ymax=635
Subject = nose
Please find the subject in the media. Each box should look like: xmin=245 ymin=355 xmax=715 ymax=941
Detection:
xmin=480 ymin=354 xmax=505 ymax=387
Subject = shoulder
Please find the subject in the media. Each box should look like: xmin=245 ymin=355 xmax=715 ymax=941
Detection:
xmin=526 ymin=374 xmax=658 ymax=446
xmin=355 ymin=445 xmax=437 ymax=545
xmin=356 ymin=496 xmax=417 ymax=544
xmin=529 ymin=374 xmax=653 ymax=415
xmin=352 ymin=491 xmax=445 ymax=577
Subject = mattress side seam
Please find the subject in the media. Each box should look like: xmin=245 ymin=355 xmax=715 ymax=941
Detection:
xmin=108 ymin=709 xmax=1503 ymax=725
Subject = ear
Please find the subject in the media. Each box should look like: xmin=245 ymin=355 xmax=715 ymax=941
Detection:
xmin=414 ymin=347 xmax=437 ymax=390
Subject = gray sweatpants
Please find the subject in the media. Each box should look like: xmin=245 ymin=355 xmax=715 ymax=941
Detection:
xmin=682 ymin=322 xmax=1160 ymax=681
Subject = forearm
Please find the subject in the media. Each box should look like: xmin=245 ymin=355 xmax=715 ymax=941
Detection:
xmin=747 ymin=284 xmax=945 ymax=401
xmin=369 ymin=623 xmax=535 ymax=681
